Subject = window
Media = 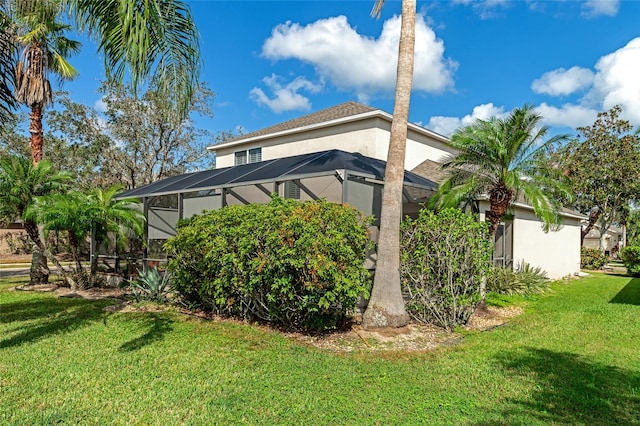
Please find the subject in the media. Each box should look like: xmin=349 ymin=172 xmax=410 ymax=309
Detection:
xmin=234 ymin=147 xmax=262 ymax=165
xmin=284 ymin=181 xmax=300 ymax=199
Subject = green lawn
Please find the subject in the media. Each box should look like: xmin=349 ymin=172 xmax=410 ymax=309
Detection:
xmin=1 ymin=274 xmax=639 ymax=425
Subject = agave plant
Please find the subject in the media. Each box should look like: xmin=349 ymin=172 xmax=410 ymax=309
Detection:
xmin=130 ymin=267 xmax=171 ymax=303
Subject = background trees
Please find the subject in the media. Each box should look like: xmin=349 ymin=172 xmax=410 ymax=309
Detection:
xmin=554 ymin=106 xmax=640 ymax=252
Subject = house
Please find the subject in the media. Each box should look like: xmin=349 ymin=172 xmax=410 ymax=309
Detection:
xmin=122 ymin=101 xmax=584 ymax=278
xmin=583 ymin=224 xmax=625 ymax=256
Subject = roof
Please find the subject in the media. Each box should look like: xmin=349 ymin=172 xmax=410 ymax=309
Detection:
xmin=118 ymin=149 xmax=438 ymax=199
xmin=411 ymin=158 xmax=451 ymax=184
xmin=207 ymin=101 xmax=450 ymax=151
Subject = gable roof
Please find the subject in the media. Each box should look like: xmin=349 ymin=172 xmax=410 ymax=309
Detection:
xmin=118 ymin=149 xmax=438 ymax=199
xmin=207 ymin=101 xmax=449 ymax=151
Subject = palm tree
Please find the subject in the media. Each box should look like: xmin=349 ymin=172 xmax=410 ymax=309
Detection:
xmin=0 ymin=0 xmax=200 ymax=153
xmin=26 ymin=191 xmax=92 ymax=288
xmin=362 ymin=0 xmax=415 ymax=329
xmin=0 ymin=153 xmax=71 ymax=284
xmin=86 ymin=185 xmax=145 ymax=279
xmin=13 ymin=0 xmax=80 ymax=165
xmin=429 ymin=105 xmax=571 ymax=302
xmin=27 ymin=185 xmax=144 ymax=289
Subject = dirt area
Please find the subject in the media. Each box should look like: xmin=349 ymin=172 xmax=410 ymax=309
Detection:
xmin=0 ymin=254 xmax=33 ymax=264
xmin=13 ymin=283 xmax=523 ymax=352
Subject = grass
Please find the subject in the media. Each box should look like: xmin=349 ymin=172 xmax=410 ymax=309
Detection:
xmin=1 ymin=274 xmax=639 ymax=424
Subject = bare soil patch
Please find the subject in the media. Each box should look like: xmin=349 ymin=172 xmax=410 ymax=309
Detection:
xmin=290 ymin=306 xmax=524 ymax=353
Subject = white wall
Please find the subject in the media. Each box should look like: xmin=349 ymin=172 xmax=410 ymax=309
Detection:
xmin=214 ymin=117 xmax=455 ymax=170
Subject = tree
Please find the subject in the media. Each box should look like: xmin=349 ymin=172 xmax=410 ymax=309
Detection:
xmin=0 ymin=154 xmax=71 ymax=284
xmin=13 ymin=0 xmax=81 ymax=165
xmin=27 ymin=185 xmax=144 ymax=288
xmin=556 ymin=106 xmax=640 ymax=251
xmin=98 ymin=81 xmax=215 ymax=189
xmin=362 ymin=0 xmax=415 ymax=329
xmin=1 ymin=0 xmax=201 ymax=158
xmin=429 ymin=105 xmax=571 ymax=303
xmin=85 ymin=185 xmax=145 ymax=277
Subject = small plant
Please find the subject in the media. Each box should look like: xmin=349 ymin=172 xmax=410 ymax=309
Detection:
xmin=130 ymin=267 xmax=171 ymax=303
xmin=487 ymin=261 xmax=549 ymax=296
xmin=581 ymin=247 xmax=607 ymax=270
xmin=620 ymin=246 xmax=640 ymax=277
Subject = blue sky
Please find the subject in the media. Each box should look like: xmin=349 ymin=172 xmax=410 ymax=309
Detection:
xmin=63 ymin=0 xmax=640 ymax=141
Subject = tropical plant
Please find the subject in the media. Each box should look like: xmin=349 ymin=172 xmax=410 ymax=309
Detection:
xmin=87 ymin=185 xmax=145 ymax=276
xmin=363 ymin=0 xmax=416 ymax=329
xmin=487 ymin=261 xmax=549 ymax=296
xmin=130 ymin=267 xmax=171 ymax=303
xmin=1 ymin=0 xmax=201 ymax=161
xmin=0 ymin=153 xmax=70 ymax=283
xmin=429 ymin=104 xmax=572 ymax=304
xmin=12 ymin=0 xmax=80 ymax=165
xmin=27 ymin=185 xmax=144 ymax=288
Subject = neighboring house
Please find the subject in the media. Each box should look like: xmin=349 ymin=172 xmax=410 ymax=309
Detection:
xmin=583 ymin=224 xmax=625 ymax=256
xmin=123 ymin=101 xmax=583 ymax=278
xmin=0 ymin=222 xmax=25 ymax=255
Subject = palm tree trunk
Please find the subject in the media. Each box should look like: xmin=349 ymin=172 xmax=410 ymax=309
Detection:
xmin=24 ymin=220 xmax=49 ymax=284
xmin=29 ymin=103 xmax=44 ymax=165
xmin=69 ymin=232 xmax=89 ymax=289
xmin=362 ymin=0 xmax=415 ymax=329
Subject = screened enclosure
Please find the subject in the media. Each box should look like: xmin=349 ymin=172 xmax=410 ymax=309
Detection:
xmin=117 ymin=150 xmax=437 ymax=264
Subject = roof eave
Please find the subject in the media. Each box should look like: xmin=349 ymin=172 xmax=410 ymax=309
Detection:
xmin=206 ymin=110 xmax=450 ymax=152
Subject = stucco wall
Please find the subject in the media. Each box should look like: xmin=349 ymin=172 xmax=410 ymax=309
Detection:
xmin=479 ymin=202 xmax=582 ymax=279
xmin=214 ymin=117 xmax=454 ymax=170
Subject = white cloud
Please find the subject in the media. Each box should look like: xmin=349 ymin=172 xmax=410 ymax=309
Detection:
xmin=531 ymin=37 xmax=640 ymax=128
xmin=531 ymin=66 xmax=594 ymax=97
xmin=426 ymin=103 xmax=506 ymax=136
xmin=249 ymin=74 xmax=322 ymax=114
xmin=94 ymin=97 xmax=107 ymax=112
xmin=589 ymin=38 xmax=640 ymax=123
xmin=535 ymin=103 xmax=599 ymax=128
xmin=452 ymin=0 xmax=510 ymax=19
xmin=261 ymin=14 xmax=456 ymax=101
xmin=582 ymin=0 xmax=619 ymax=17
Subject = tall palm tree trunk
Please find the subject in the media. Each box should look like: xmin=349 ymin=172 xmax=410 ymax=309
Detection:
xmin=29 ymin=103 xmax=44 ymax=165
xmin=363 ymin=0 xmax=415 ymax=328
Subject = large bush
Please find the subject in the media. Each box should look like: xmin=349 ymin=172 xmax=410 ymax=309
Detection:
xmin=581 ymin=246 xmax=607 ymax=270
xmin=401 ymin=208 xmax=492 ymax=330
xmin=620 ymin=246 xmax=640 ymax=277
xmin=165 ymin=197 xmax=372 ymax=331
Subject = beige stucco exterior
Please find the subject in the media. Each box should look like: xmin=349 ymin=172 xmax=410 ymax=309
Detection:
xmin=583 ymin=226 xmax=623 ymax=254
xmin=479 ymin=201 xmax=583 ymax=279
xmin=212 ymin=115 xmax=455 ymax=170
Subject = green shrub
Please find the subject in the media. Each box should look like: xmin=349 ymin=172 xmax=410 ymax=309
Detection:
xmin=400 ymin=208 xmax=492 ymax=330
xmin=129 ymin=267 xmax=171 ymax=303
xmin=620 ymin=246 xmax=640 ymax=277
xmin=581 ymin=247 xmax=607 ymax=270
xmin=487 ymin=261 xmax=549 ymax=295
xmin=165 ymin=197 xmax=372 ymax=331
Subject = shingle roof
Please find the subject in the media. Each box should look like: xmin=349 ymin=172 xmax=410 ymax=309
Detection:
xmin=411 ymin=159 xmax=451 ymax=184
xmin=216 ymin=101 xmax=379 ymax=146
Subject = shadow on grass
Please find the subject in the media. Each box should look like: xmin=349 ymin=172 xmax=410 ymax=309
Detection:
xmin=118 ymin=313 xmax=174 ymax=352
xmin=480 ymin=348 xmax=640 ymax=425
xmin=0 ymin=297 xmax=108 ymax=349
xmin=610 ymin=278 xmax=640 ymax=306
